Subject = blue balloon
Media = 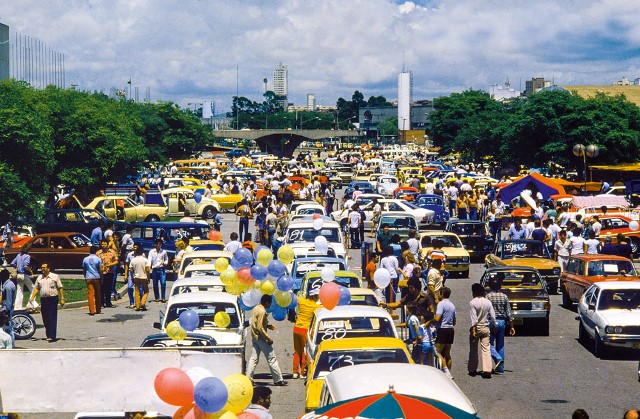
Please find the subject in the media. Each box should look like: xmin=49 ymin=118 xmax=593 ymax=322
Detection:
xmin=194 ymin=192 xmax=203 ymax=204
xmin=338 ymin=285 xmax=351 ymax=306
xmin=271 ymin=304 xmax=287 ymax=321
xmin=234 ymin=248 xmax=254 ymax=267
xmin=194 ymin=377 xmax=228 ymax=413
xmin=287 ymin=293 xmax=298 ymax=309
xmin=250 ymin=264 xmax=268 ymax=281
xmin=277 ymin=274 xmax=294 ymax=292
xmin=238 ymin=299 xmax=255 ymax=311
xmin=229 ymin=257 xmax=242 ymax=271
xmin=178 ymin=309 xmax=200 ymax=332
xmin=267 ymin=260 xmax=286 ymax=278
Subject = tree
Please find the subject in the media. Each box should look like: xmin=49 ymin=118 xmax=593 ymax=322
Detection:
xmin=367 ymin=95 xmax=391 ymax=107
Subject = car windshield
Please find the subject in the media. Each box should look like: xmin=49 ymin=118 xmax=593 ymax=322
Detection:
xmin=313 ymin=348 xmax=409 ymax=379
xmin=286 ymin=228 xmax=341 ymax=243
xmin=185 ymin=269 xmax=220 ymax=278
xmin=451 ymin=223 xmax=486 ymax=236
xmin=69 ymin=234 xmax=92 ymax=247
xmin=499 ymin=241 xmax=547 ymax=258
xmin=424 ymin=235 xmax=462 ymax=248
xmin=349 ymin=294 xmax=379 ymax=306
xmin=598 ymin=289 xmax=640 ymax=310
xmin=165 ymin=302 xmax=239 ymax=328
xmin=306 ymin=275 xmax=361 ymax=297
xmin=483 ymin=271 xmax=544 ymax=288
xmin=587 ymin=260 xmax=636 ymax=276
xmin=297 ymin=208 xmax=324 ymax=215
xmin=182 ymin=257 xmax=229 ymax=273
xmin=417 ymin=196 xmax=443 ymax=206
xmin=314 ymin=317 xmax=396 ymax=345
xmin=379 ymin=217 xmax=417 ymax=230
xmin=293 ymin=261 xmax=346 ymax=281
xmin=173 ymin=285 xmax=224 ymax=295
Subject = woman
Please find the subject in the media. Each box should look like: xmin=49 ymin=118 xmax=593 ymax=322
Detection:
xmin=173 ymin=240 xmax=187 ymax=271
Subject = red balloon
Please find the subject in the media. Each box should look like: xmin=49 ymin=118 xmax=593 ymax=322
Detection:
xmin=319 ymin=282 xmax=340 ymax=310
xmin=238 ymin=413 xmax=260 ymax=419
xmin=155 ymin=368 xmax=195 ymax=407
xmin=185 ymin=406 xmax=213 ymax=419
xmin=208 ymin=230 xmax=222 ymax=241
xmin=237 ymin=267 xmax=255 ymax=285
xmin=173 ymin=404 xmax=194 ymax=419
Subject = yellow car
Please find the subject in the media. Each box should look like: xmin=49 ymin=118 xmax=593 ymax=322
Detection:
xmin=299 ymin=270 xmax=362 ymax=298
xmin=208 ymin=193 xmax=243 ymax=212
xmin=419 ymin=231 xmax=471 ymax=278
xmin=85 ymin=196 xmax=166 ymax=222
xmin=305 ymin=337 xmax=412 ymax=412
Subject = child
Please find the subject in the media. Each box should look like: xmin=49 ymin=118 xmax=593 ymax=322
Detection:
xmin=406 ymin=303 xmax=423 ymax=363
xmin=420 ymin=318 xmax=436 ymax=366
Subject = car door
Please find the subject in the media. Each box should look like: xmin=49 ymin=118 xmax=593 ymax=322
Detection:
xmin=28 ymin=236 xmax=51 ymax=269
xmin=582 ymin=286 xmax=600 ymax=335
xmin=123 ymin=199 xmax=139 ymax=222
xmin=49 ymin=235 xmax=84 ymax=270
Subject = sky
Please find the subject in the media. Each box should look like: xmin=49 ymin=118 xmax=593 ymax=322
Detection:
xmin=2 ymin=0 xmax=640 ymax=113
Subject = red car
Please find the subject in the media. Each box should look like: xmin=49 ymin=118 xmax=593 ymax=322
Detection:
xmin=4 ymin=232 xmax=92 ymax=271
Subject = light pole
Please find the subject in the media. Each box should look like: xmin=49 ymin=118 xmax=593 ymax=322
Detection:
xmin=573 ymin=144 xmax=600 ymax=193
xmin=299 ymin=116 xmax=320 ymax=129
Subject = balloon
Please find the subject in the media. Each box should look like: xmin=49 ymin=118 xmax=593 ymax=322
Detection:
xmin=312 ymin=218 xmax=324 ymax=231
xmin=277 ymin=245 xmax=295 ymax=264
xmin=194 ymin=192 xmax=203 ymax=204
xmin=237 ymin=298 xmax=254 ymax=311
xmin=222 ymin=374 xmax=254 ymax=414
xmin=214 ymin=311 xmax=231 ymax=328
xmin=173 ymin=404 xmax=194 ymax=419
xmin=220 ymin=267 xmax=238 ymax=286
xmin=179 ymin=309 xmax=200 ymax=332
xmin=234 ymin=248 xmax=254 ymax=267
xmin=237 ymin=267 xmax=254 ymax=285
xmin=314 ymin=235 xmax=328 ymax=253
xmin=237 ymin=413 xmax=259 ymax=419
xmin=630 ymin=221 xmax=639 ymax=231
xmin=276 ymin=274 xmax=294 ymax=292
xmin=256 ymin=248 xmax=274 ymax=266
xmin=242 ymin=288 xmax=262 ymax=307
xmin=373 ymin=268 xmax=391 ymax=289
xmin=151 ymin=391 xmax=180 ymax=416
xmin=194 ymin=377 xmax=228 ymax=413
xmin=271 ymin=304 xmax=287 ymax=321
xmin=250 ymin=264 xmax=268 ymax=281
xmin=185 ymin=406 xmax=213 ymax=419
xmin=338 ymin=285 xmax=351 ymax=306
xmin=274 ymin=290 xmax=293 ymax=307
xmin=154 ymin=367 xmax=195 ymax=406
xmin=212 ymin=411 xmax=238 ymax=419
xmin=319 ymin=282 xmax=340 ymax=310
xmin=208 ymin=230 xmax=223 ymax=241
xmin=287 ymin=293 xmax=298 ymax=309
xmin=185 ymin=367 xmax=214 ymax=387
xmin=312 ymin=213 xmax=322 ymax=220
xmin=253 ymin=245 xmax=270 ymax=259
xmin=320 ymin=267 xmax=335 ymax=282
xmin=215 ymin=258 xmax=229 ymax=273
xmin=260 ymin=279 xmax=276 ymax=295
xmin=167 ymin=320 xmax=188 ymax=341
xmin=225 ymin=280 xmax=243 ymax=296
xmin=230 ymin=257 xmax=242 ymax=271
xmin=267 ymin=260 xmax=286 ymax=278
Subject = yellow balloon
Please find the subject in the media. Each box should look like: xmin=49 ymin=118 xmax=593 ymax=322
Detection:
xmin=214 ymin=257 xmax=229 ymax=273
xmin=225 ymin=280 xmax=243 ymax=296
xmin=166 ymin=320 xmax=187 ymax=341
xmin=260 ymin=279 xmax=276 ymax=295
xmin=222 ymin=374 xmax=254 ymax=414
xmin=277 ymin=245 xmax=295 ymax=265
xmin=220 ymin=267 xmax=237 ymax=286
xmin=274 ymin=290 xmax=293 ymax=307
xmin=238 ymin=282 xmax=252 ymax=293
xmin=212 ymin=411 xmax=237 ymax=419
xmin=214 ymin=311 xmax=231 ymax=328
xmin=256 ymin=248 xmax=274 ymax=266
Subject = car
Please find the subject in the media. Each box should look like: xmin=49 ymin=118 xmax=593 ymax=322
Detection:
xmin=559 ymin=254 xmax=638 ymax=309
xmin=175 ymin=250 xmax=232 ymax=280
xmin=291 ymin=257 xmax=348 ymax=292
xmin=331 ymin=198 xmax=434 ymax=232
xmin=376 ymin=175 xmax=400 ymax=197
xmin=4 ymin=232 xmax=92 ymax=271
xmin=344 ymin=181 xmax=375 ymax=200
xmin=415 ymin=194 xmax=450 ymax=228
xmin=283 ymin=220 xmax=347 ymax=261
xmin=36 ymin=208 xmax=128 ymax=237
xmin=354 ymin=193 xmax=385 ymax=207
xmin=291 ymin=203 xmax=326 ymax=218
xmin=418 ymin=231 xmax=471 ymax=278
xmin=354 ymin=170 xmax=373 ymax=181
xmin=305 ymin=305 xmax=398 ymax=360
xmin=140 ymin=332 xmax=220 ymax=351
xmin=169 ymin=276 xmax=226 ymax=298
xmin=160 ymin=187 xmax=221 ymax=219
xmin=480 ymin=266 xmax=551 ymax=335
xmin=374 ymin=212 xmax=418 ymax=242
xmin=84 ymin=196 xmax=167 ymax=222
xmin=299 ymin=270 xmax=363 ymax=299
xmin=578 ymin=281 xmax=640 ymax=357
xmin=195 ymin=191 xmax=243 ymax=213
xmin=290 ymin=200 xmax=324 ymax=214
xmin=225 ymin=149 xmax=246 ymax=158
xmin=488 ymin=240 xmax=562 ymax=294
xmin=367 ymin=173 xmax=386 ymax=189
xmin=393 ymin=186 xmax=420 ymax=201
xmin=348 ymin=288 xmax=380 ymax=306
xmin=304 ymin=337 xmax=412 ymax=412
xmin=445 ymin=220 xmax=494 ymax=262
xmin=596 ymin=215 xmax=640 ymax=255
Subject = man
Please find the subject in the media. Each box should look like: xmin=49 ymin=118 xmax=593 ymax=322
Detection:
xmin=376 ymin=223 xmax=393 ymax=253
xmin=0 ymin=269 xmax=16 ymax=347
xmin=224 ymin=232 xmax=242 ymax=255
xmin=29 ymin=263 xmax=65 ymax=342
xmin=243 ymin=386 xmax=273 ymax=419
xmin=82 ymin=246 xmax=103 ymax=315
xmin=246 ymin=294 xmax=287 ymax=386
xmin=236 ymin=199 xmax=254 ymax=241
xmin=600 ymin=236 xmax=618 ymax=255
xmin=468 ymin=283 xmax=496 ymax=379
xmin=364 ymin=252 xmax=379 ymax=291
xmin=347 ymin=204 xmax=361 ymax=249
xmin=507 ymin=218 xmax=526 ymax=240
xmin=265 ymin=208 xmax=278 ymax=250
xmin=129 ymin=246 xmax=150 ymax=311
xmin=447 ymin=183 xmax=458 ymax=217
xmin=369 ymin=198 xmax=382 ymax=238
xmin=530 ymin=219 xmax=547 ymax=242
xmin=617 ymin=233 xmax=633 ymax=260
xmin=148 ymin=239 xmax=169 ymax=303
xmin=434 ymin=287 xmax=455 ymax=378
xmin=427 ymin=259 xmax=444 ymax=302
xmin=385 ymin=277 xmax=436 ymax=322
xmin=406 ymin=229 xmax=419 ymax=260
xmin=324 ymin=183 xmax=335 ymax=214
xmin=96 ymin=239 xmax=118 ymax=308
xmin=10 ymin=245 xmax=34 ymax=311
xmin=90 ymin=220 xmax=105 ymax=246
xmin=179 ymin=210 xmax=195 ymax=223
xmin=486 ymin=278 xmax=515 ymax=374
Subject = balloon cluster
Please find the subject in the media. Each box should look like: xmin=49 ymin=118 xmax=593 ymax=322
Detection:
xmin=152 ymin=367 xmax=259 ymax=418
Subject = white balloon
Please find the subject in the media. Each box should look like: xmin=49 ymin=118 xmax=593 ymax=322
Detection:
xmin=185 ymin=366 xmax=214 ymax=386
xmin=150 ymin=391 xmax=179 ymax=416
xmin=320 ymin=266 xmax=336 ymax=282
xmin=373 ymin=268 xmax=391 ymax=289
xmin=314 ymin=235 xmax=329 ymax=253
xmin=313 ymin=218 xmax=324 ymax=230
xmin=630 ymin=221 xmax=639 ymax=231
xmin=246 ymin=288 xmax=263 ymax=306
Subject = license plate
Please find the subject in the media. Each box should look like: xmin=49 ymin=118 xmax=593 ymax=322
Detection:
xmin=512 ymin=318 xmax=524 ymax=325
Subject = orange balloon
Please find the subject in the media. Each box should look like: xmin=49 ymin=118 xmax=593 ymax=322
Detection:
xmin=237 ymin=413 xmax=259 ymax=419
xmin=319 ymin=282 xmax=340 ymax=310
xmin=173 ymin=404 xmax=194 ymax=419
xmin=185 ymin=406 xmax=213 ymax=419
xmin=237 ymin=267 xmax=255 ymax=285
xmin=208 ymin=230 xmax=222 ymax=241
xmin=155 ymin=368 xmax=195 ymax=407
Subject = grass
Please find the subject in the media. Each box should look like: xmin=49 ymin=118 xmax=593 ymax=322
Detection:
xmin=19 ymin=279 xmax=97 ymax=307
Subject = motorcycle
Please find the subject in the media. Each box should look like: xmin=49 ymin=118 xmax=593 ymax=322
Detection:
xmin=12 ymin=309 xmax=36 ymax=340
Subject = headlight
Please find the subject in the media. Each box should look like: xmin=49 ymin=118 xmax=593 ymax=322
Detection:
xmin=605 ymin=326 xmax=623 ymax=334
xmin=531 ymin=301 xmax=545 ymax=310
xmin=552 ymin=268 xmax=560 ymax=275
xmin=462 ymin=257 xmax=469 ymax=263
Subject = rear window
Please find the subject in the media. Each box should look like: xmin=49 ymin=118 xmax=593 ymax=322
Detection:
xmin=313 ymin=348 xmax=409 ymax=379
xmin=165 ymin=302 xmax=239 ymax=328
xmin=293 ymin=261 xmax=346 ymax=281
xmin=314 ymin=316 xmax=395 ymax=345
xmin=307 ymin=275 xmax=360 ymax=297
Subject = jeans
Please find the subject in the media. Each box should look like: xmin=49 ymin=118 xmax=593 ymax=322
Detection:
xmin=458 ymin=208 xmax=468 ymax=220
xmin=246 ymin=337 xmax=284 ymax=384
xmin=40 ymin=296 xmax=58 ymax=340
xmin=350 ymin=227 xmax=359 ymax=245
xmin=100 ymin=275 xmax=113 ymax=307
xmin=111 ymin=266 xmax=119 ymax=298
xmin=86 ymin=278 xmax=102 ymax=314
xmin=490 ymin=319 xmax=506 ymax=372
xmin=469 ymin=207 xmax=478 ymax=220
xmin=267 ymin=228 xmax=276 ymax=251
xmin=239 ymin=217 xmax=249 ymax=241
xmin=14 ymin=273 xmax=34 ymax=310
xmin=151 ymin=268 xmax=167 ymax=301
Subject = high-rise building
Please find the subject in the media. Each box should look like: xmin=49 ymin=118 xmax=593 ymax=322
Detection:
xmin=398 ymin=71 xmax=412 ymax=132
xmin=525 ymin=77 xmax=551 ymax=96
xmin=273 ymin=63 xmax=288 ymax=110
xmin=0 ymin=23 xmax=9 ymax=81
xmin=307 ymin=94 xmax=316 ymax=111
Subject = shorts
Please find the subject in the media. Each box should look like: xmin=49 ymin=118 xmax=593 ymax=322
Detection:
xmin=421 ymin=342 xmax=434 ymax=354
xmin=437 ymin=327 xmax=454 ymax=344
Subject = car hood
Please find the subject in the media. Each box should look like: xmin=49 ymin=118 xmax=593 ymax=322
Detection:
xmin=288 ymin=242 xmax=347 ymax=257
xmin=599 ymin=310 xmax=640 ymax=327
xmin=501 ymin=258 xmax=560 ymax=270
xmin=195 ymin=328 xmax=244 ymax=346
xmin=442 ymin=248 xmax=470 ymax=258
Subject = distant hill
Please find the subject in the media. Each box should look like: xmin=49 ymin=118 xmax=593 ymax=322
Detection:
xmin=563 ymin=85 xmax=640 ymax=107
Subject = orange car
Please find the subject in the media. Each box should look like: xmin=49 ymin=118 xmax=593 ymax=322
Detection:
xmin=559 ymin=254 xmax=640 ymax=308
xmin=393 ymin=186 xmax=419 ymax=202
xmin=596 ymin=215 xmax=640 ymax=253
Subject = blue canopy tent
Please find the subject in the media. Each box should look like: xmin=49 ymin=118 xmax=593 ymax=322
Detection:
xmin=498 ymin=172 xmax=565 ymax=203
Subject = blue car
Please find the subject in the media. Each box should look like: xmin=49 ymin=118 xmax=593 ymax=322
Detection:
xmin=344 ymin=181 xmax=375 ymax=200
xmin=225 ymin=149 xmax=246 ymax=158
xmin=415 ymin=194 xmax=450 ymax=228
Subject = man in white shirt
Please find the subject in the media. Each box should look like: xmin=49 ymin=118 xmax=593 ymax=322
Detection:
xmin=224 ymin=232 xmax=242 ymax=255
xmin=147 ymin=239 xmax=169 ymax=302
xmin=348 ymin=207 xmax=361 ymax=246
xmin=424 ymin=181 xmax=435 ymax=195
xmin=591 ymin=216 xmax=602 ymax=236
xmin=447 ymin=185 xmax=458 ymax=217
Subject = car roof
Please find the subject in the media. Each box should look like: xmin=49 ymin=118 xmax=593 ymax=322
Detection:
xmin=165 ymin=291 xmax=238 ymax=305
xmin=313 ymin=305 xmax=391 ymax=321
xmin=379 ymin=212 xmax=415 ymax=218
xmin=287 ymin=220 xmax=340 ymax=228
xmin=294 ymin=257 xmax=346 ymax=264
xmin=182 ymin=250 xmax=232 ymax=259
xmin=593 ymin=281 xmax=640 ymax=290
xmin=316 ymin=336 xmax=407 ymax=351
xmin=447 ymin=219 xmax=486 ymax=225
xmin=172 ymin=277 xmax=223 ymax=286
xmin=184 ymin=263 xmax=220 ymax=272
xmin=128 ymin=221 xmax=209 ymax=228
xmin=306 ymin=270 xmax=359 ymax=279
xmin=568 ymin=254 xmax=632 ymax=261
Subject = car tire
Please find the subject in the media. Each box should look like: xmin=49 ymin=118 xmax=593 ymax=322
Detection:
xmin=203 ymin=206 xmax=217 ymax=219
xmin=594 ymin=331 xmax=606 ymax=357
xmin=12 ymin=313 xmax=36 ymax=340
xmin=561 ymin=285 xmax=573 ymax=309
xmin=539 ymin=318 xmax=550 ymax=336
xmin=145 ymin=214 xmax=160 ymax=222
xmin=578 ymin=320 xmax=588 ymax=344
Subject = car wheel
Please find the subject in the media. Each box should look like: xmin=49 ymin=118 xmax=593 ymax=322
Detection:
xmin=539 ymin=318 xmax=550 ymax=336
xmin=594 ymin=331 xmax=606 ymax=357
xmin=630 ymin=237 xmax=639 ymax=255
xmin=203 ymin=206 xmax=217 ymax=219
xmin=561 ymin=285 xmax=573 ymax=309
xmin=145 ymin=214 xmax=160 ymax=222
xmin=578 ymin=320 xmax=588 ymax=344
xmin=12 ymin=313 xmax=36 ymax=340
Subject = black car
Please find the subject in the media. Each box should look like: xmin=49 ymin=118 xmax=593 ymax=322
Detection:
xmin=36 ymin=208 xmax=127 ymax=237
xmin=445 ymin=220 xmax=494 ymax=262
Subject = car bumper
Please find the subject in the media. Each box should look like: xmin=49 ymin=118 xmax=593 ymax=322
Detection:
xmin=512 ymin=310 xmax=549 ymax=320
xmin=541 ymin=274 xmax=560 ymax=286
xmin=601 ymin=335 xmax=640 ymax=349
xmin=445 ymin=262 xmax=470 ymax=272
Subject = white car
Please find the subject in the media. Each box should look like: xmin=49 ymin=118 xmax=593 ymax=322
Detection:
xmin=578 ymin=281 xmax=640 ymax=357
xmin=376 ymin=175 xmax=399 ymax=197
xmin=331 ymin=198 xmax=434 ymax=231
xmin=160 ymin=187 xmax=221 ymax=219
xmin=283 ymin=220 xmax=347 ymax=261
xmin=176 ymin=250 xmax=232 ymax=280
xmin=169 ymin=276 xmax=225 ymax=299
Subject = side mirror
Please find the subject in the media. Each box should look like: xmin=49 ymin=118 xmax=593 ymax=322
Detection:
xmin=153 ymin=322 xmax=161 ymax=330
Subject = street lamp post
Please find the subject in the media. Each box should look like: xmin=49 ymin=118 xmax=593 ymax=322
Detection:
xmin=299 ymin=116 xmax=320 ymax=129
xmin=573 ymin=144 xmax=600 ymax=193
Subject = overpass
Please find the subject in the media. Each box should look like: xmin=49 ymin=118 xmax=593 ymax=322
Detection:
xmin=211 ymin=129 xmax=362 ymax=158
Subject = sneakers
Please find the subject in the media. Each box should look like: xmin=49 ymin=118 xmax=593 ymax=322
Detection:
xmin=480 ymin=372 xmax=492 ymax=379
xmin=273 ymin=381 xmax=288 ymax=386
xmin=292 ymin=373 xmax=299 ymax=379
